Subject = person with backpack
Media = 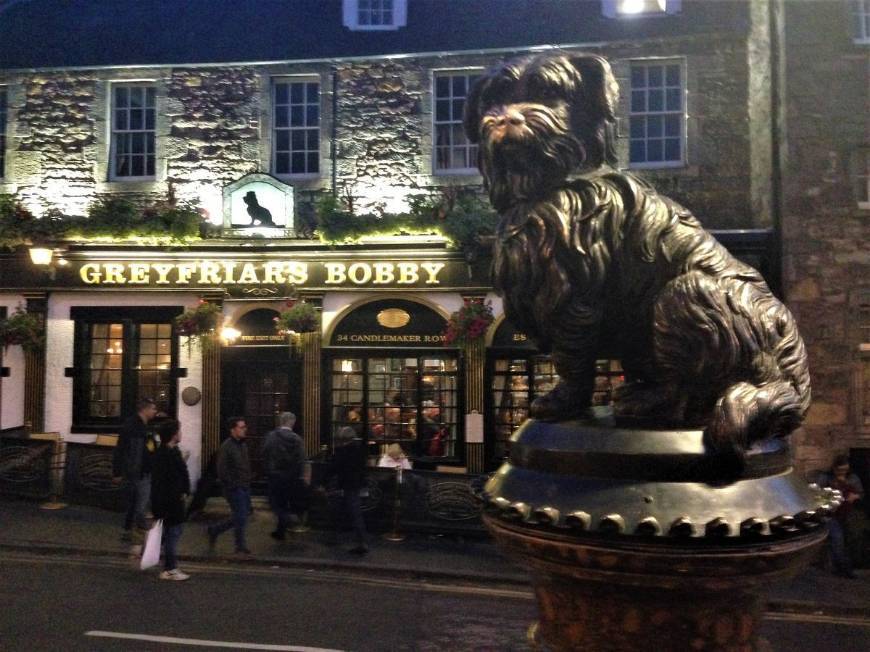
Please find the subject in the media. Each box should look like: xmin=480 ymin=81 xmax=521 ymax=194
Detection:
xmin=261 ymin=411 xmax=304 ymax=541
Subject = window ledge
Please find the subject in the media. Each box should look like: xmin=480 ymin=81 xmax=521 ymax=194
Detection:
xmin=70 ymin=425 xmax=121 ymax=435
xmin=628 ymin=160 xmax=687 ymax=170
xmin=97 ymin=179 xmax=167 ymax=193
xmin=432 ymin=169 xmax=482 ymax=178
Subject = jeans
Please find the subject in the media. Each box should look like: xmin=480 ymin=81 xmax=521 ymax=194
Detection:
xmin=828 ymin=518 xmax=853 ymax=575
xmin=162 ymin=523 xmax=183 ymax=571
xmin=209 ymin=487 xmax=250 ymax=551
xmin=342 ymin=489 xmax=367 ymax=547
xmin=267 ymin=475 xmax=294 ymax=533
xmin=123 ymin=475 xmax=151 ymax=532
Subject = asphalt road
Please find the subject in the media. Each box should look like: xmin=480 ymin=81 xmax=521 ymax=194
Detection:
xmin=0 ymin=551 xmax=867 ymax=651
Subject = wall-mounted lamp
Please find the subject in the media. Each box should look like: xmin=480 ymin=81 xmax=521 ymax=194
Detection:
xmin=28 ymin=247 xmax=54 ymax=266
xmin=220 ymin=327 xmax=241 ymax=344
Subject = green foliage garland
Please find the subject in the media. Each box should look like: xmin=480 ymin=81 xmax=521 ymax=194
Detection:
xmin=0 ymin=194 xmax=213 ymax=248
xmin=314 ymin=187 xmax=498 ymax=251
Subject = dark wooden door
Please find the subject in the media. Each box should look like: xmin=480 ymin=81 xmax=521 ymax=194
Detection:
xmin=221 ymin=348 xmax=302 ymax=482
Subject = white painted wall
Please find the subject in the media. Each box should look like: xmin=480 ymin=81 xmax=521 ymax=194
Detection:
xmin=44 ymin=292 xmax=205 ymax=486
xmin=0 ymin=294 xmax=27 ymax=430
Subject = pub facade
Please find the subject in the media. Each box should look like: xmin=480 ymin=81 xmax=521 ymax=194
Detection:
xmin=4 ymin=0 xmax=855 ymax=518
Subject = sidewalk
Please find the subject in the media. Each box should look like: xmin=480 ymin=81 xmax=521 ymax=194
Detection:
xmin=1 ymin=496 xmax=868 ymax=614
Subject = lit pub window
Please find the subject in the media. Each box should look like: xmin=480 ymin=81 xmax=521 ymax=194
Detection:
xmin=111 ymin=85 xmax=156 ymax=178
xmin=72 ymin=309 xmax=179 ymax=430
xmin=358 ymin=0 xmax=394 ymax=26
xmin=331 ymin=356 xmax=460 ymax=460
xmin=273 ymin=80 xmax=320 ymax=176
xmin=629 ymin=61 xmax=684 ymax=167
xmin=434 ymin=72 xmax=480 ymax=172
xmin=0 ymin=87 xmax=6 ymax=178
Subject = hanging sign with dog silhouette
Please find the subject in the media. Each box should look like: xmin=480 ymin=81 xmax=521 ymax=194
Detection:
xmin=222 ymin=173 xmax=294 ymax=235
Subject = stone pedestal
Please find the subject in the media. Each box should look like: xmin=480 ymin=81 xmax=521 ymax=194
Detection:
xmin=481 ymin=410 xmax=839 ymax=652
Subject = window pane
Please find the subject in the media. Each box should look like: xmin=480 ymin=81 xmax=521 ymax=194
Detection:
xmin=631 ymin=90 xmax=645 ymax=113
xmin=275 ymin=83 xmax=288 ymax=105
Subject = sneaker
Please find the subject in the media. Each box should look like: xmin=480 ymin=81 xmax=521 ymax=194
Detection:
xmin=159 ymin=569 xmax=190 ymax=581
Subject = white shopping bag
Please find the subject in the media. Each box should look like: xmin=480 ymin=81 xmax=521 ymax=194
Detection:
xmin=139 ymin=519 xmax=163 ymax=570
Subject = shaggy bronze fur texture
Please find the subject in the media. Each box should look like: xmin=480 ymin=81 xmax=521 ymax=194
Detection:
xmin=464 ymin=53 xmax=810 ymax=468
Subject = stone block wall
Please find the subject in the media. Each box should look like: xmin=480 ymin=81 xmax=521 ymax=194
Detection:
xmin=781 ymin=1 xmax=870 ymax=474
xmin=0 ymin=31 xmax=767 ymax=230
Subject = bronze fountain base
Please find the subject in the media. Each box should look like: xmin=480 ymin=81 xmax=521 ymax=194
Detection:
xmin=481 ymin=411 xmax=838 ymax=652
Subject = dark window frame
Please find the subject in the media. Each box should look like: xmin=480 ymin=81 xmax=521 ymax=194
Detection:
xmin=71 ymin=306 xmax=181 ymax=433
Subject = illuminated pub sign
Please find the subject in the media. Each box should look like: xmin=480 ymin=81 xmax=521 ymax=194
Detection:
xmin=77 ymin=259 xmax=450 ymax=287
xmin=330 ymin=299 xmax=448 ymax=347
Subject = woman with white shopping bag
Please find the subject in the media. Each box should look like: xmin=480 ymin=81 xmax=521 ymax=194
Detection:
xmin=146 ymin=418 xmax=191 ymax=580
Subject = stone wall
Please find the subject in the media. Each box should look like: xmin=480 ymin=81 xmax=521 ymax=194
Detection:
xmin=0 ymin=31 xmax=766 ymax=230
xmin=781 ymin=1 xmax=870 ymax=474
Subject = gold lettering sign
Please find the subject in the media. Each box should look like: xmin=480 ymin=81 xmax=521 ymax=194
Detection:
xmin=333 ymin=334 xmax=445 ymax=344
xmin=78 ymin=260 xmax=447 ymax=287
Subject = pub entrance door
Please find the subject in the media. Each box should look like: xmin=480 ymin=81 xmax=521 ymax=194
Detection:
xmin=220 ymin=346 xmax=303 ymax=484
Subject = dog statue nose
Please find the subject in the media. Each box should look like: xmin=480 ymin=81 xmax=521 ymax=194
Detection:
xmin=506 ymin=109 xmax=526 ymax=126
xmin=492 ymin=107 xmax=526 ymax=127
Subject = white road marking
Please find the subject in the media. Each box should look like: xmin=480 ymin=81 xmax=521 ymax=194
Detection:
xmin=85 ymin=630 xmax=345 ymax=651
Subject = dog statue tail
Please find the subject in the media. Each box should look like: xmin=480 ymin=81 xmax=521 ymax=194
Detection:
xmin=654 ymin=272 xmax=811 ymax=475
xmin=704 ymin=314 xmax=812 ymax=476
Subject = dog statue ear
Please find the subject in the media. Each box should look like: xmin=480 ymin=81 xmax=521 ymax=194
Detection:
xmin=570 ymin=54 xmax=619 ymax=122
xmin=463 ymin=75 xmax=489 ymax=145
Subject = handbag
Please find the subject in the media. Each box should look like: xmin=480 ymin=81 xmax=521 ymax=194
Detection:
xmin=140 ymin=519 xmax=164 ymax=570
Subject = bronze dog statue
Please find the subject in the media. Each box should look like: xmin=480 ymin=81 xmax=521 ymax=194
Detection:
xmin=464 ymin=53 xmax=810 ymax=467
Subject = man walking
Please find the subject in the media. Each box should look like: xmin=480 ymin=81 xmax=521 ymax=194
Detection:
xmin=112 ymin=397 xmax=158 ymax=543
xmin=207 ymin=417 xmax=253 ymax=556
xmin=261 ymin=412 xmax=304 ymax=541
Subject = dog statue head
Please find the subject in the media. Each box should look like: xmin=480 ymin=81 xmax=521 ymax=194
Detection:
xmin=464 ymin=53 xmax=619 ymax=210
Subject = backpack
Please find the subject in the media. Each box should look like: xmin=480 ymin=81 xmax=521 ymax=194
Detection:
xmin=265 ymin=429 xmax=301 ymax=476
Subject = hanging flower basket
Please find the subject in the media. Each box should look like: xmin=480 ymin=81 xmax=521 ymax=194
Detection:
xmin=443 ymin=298 xmax=494 ymax=348
xmin=0 ymin=307 xmax=44 ymax=352
xmin=174 ymin=299 xmax=221 ymax=355
xmin=274 ymin=301 xmax=320 ymax=354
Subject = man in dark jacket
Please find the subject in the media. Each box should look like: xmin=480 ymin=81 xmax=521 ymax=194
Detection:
xmin=261 ymin=411 xmax=304 ymax=541
xmin=207 ymin=417 xmax=253 ymax=555
xmin=150 ymin=418 xmax=191 ymax=581
xmin=112 ymin=397 xmax=158 ymax=542
xmin=323 ymin=426 xmax=369 ymax=554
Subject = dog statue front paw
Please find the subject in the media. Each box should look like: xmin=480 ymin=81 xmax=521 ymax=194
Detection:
xmin=529 ymin=383 xmax=590 ymax=421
